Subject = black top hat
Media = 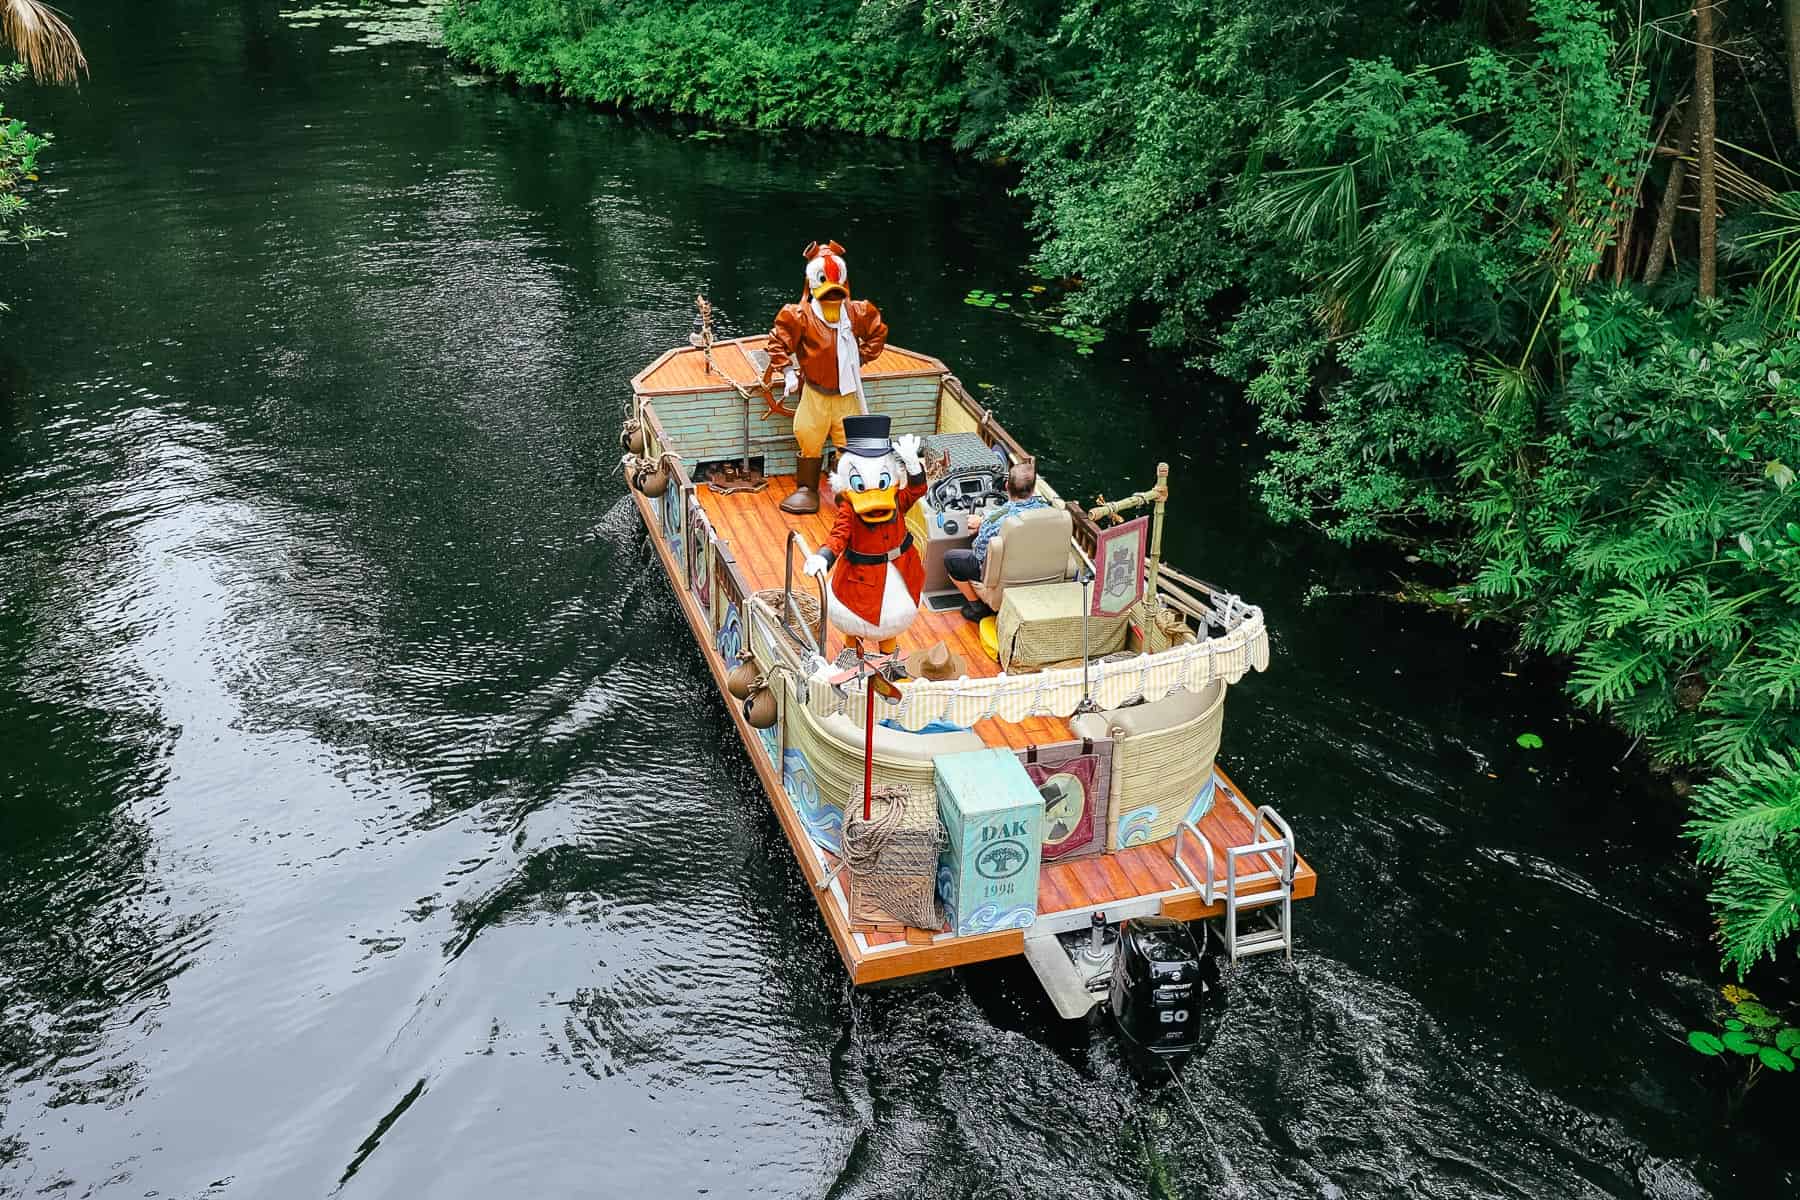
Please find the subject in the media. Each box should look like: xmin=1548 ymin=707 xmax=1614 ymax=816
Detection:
xmin=841 ymin=414 xmax=892 ymax=457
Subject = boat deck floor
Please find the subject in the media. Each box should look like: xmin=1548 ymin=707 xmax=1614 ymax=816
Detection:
xmin=641 ymin=473 xmax=1316 ymax=983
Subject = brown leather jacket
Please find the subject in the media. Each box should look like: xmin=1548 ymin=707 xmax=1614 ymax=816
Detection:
xmin=763 ymin=300 xmax=888 ymax=396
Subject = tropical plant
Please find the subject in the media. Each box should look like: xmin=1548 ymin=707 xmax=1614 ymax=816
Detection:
xmin=0 ymin=0 xmax=86 ymax=299
xmin=0 ymin=61 xmax=53 ymax=256
xmin=1 ymin=0 xmax=87 ymax=86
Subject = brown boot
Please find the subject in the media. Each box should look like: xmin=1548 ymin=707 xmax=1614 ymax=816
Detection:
xmin=781 ymin=455 xmax=822 ymax=515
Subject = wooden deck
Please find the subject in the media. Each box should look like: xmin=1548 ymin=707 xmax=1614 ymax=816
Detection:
xmin=636 ymin=463 xmax=1316 ymax=982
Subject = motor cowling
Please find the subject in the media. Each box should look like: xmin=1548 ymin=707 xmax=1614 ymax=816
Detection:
xmin=1108 ymin=917 xmax=1215 ymax=1059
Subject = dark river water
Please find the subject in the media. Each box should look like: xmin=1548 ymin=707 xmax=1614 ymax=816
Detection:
xmin=3 ymin=3 xmax=1796 ymax=1196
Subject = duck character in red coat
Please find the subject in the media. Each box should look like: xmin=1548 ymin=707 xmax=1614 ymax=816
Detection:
xmin=801 ymin=414 xmax=927 ymax=656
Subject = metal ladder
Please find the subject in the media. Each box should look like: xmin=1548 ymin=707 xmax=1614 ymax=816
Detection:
xmin=1173 ymin=804 xmax=1297 ymax=962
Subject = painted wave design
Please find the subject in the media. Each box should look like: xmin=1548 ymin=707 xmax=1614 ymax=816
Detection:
xmin=783 ymin=748 xmax=842 ymax=853
xmin=1184 ymin=775 xmax=1218 ymax=825
xmin=716 ymin=602 xmax=744 ymax=668
xmin=1116 ymin=804 xmax=1160 ymax=848
xmin=964 ymin=903 xmax=1036 ymax=933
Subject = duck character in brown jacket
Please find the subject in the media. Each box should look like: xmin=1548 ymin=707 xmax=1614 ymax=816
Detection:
xmin=763 ymin=240 xmax=889 ymax=515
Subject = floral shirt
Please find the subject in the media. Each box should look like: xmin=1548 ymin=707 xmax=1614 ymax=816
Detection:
xmin=972 ymin=496 xmax=1049 ymax=565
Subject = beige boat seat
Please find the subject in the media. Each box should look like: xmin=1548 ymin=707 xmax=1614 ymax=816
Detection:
xmin=1069 ymin=681 xmax=1228 ymax=850
xmin=819 ymin=713 xmax=986 ymax=760
xmin=969 ymin=505 xmax=1077 ymax=613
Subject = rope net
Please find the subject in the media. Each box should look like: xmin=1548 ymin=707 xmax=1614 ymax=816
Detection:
xmin=843 ymin=784 xmax=943 ymax=930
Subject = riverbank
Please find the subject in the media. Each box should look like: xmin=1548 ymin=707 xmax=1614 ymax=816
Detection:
xmin=441 ymin=0 xmax=960 ymax=138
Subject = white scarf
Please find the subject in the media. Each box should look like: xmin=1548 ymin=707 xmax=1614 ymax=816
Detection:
xmin=811 ymin=298 xmax=868 ymax=412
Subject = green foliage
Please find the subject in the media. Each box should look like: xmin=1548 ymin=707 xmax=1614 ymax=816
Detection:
xmin=442 ymin=0 xmax=962 ymax=138
xmin=0 ymin=62 xmax=54 ymax=253
xmin=1688 ymin=986 xmax=1800 ymax=1092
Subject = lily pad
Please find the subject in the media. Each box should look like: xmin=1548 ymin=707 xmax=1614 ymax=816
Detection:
xmin=1725 ymin=1018 xmax=1746 ymax=1032
xmin=1735 ymin=1002 xmax=1782 ymax=1028
xmin=1721 ymin=1030 xmax=1761 ymax=1055
xmin=1758 ymin=1046 xmax=1795 ymax=1072
xmin=1688 ymin=1030 xmax=1724 ymax=1055
xmin=1515 ymin=732 xmax=1543 ymax=750
xmin=1776 ymin=1028 xmax=1800 ymax=1053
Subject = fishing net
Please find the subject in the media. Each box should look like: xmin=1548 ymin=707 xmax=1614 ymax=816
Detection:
xmin=843 ymin=783 xmax=944 ymax=931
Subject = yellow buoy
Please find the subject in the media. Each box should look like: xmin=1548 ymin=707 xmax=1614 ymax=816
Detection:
xmin=978 ymin=615 xmax=999 ymax=662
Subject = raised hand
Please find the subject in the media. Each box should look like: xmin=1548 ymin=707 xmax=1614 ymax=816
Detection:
xmin=894 ymin=433 xmax=923 ymax=473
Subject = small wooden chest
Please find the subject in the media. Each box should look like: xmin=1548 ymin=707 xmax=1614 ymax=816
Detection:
xmin=934 ymin=749 xmax=1043 ymax=936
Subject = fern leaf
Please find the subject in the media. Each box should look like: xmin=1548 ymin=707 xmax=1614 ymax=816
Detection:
xmin=1569 ymin=642 xmax=1655 ymax=709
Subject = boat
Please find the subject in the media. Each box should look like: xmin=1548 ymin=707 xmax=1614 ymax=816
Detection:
xmin=620 ymin=301 xmax=1316 ymax=1020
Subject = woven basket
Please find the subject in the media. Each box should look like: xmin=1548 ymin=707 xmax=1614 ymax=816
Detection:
xmin=754 ymin=588 xmax=822 ymax=656
xmin=844 ymin=783 xmax=943 ymax=929
xmin=1129 ymin=598 xmax=1197 ymax=655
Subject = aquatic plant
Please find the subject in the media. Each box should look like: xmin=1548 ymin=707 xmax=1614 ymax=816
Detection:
xmin=281 ymin=1 xmax=444 ymax=50
xmin=1688 ymin=985 xmax=1800 ymax=1103
xmin=963 ymin=283 xmax=1103 ymax=355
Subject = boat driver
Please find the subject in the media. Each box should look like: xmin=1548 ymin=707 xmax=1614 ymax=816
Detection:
xmin=944 ymin=462 xmax=1048 ymax=622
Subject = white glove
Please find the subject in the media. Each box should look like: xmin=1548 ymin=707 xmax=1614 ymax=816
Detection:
xmin=783 ymin=368 xmax=800 ymax=398
xmin=802 ymin=552 xmax=829 ymax=579
xmin=894 ymin=433 xmax=923 ymax=474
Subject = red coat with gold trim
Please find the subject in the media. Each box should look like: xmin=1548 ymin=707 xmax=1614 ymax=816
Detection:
xmin=820 ymin=469 xmax=928 ymax=628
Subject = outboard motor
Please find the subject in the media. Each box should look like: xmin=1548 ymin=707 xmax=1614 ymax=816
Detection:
xmin=1108 ymin=917 xmax=1217 ymax=1060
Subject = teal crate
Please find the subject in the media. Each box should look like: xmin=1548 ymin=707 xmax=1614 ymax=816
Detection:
xmin=934 ymin=749 xmax=1042 ymax=936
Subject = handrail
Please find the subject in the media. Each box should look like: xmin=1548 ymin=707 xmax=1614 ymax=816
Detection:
xmin=1252 ymin=805 xmax=1296 ymax=885
xmin=783 ymin=529 xmax=829 ymax=655
xmin=1172 ymin=819 xmax=1217 ymax=904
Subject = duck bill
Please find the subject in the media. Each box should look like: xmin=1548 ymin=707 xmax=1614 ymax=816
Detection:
xmin=848 ymin=486 xmax=898 ymax=523
xmin=811 ymin=282 xmax=849 ymax=301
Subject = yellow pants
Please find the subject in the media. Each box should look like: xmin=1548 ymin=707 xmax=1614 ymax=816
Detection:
xmin=792 ymin=384 xmax=864 ymax=458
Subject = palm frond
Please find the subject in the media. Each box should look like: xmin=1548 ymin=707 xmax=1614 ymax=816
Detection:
xmin=1 ymin=0 xmax=86 ymax=86
xmin=1739 ymin=193 xmax=1800 ymax=320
